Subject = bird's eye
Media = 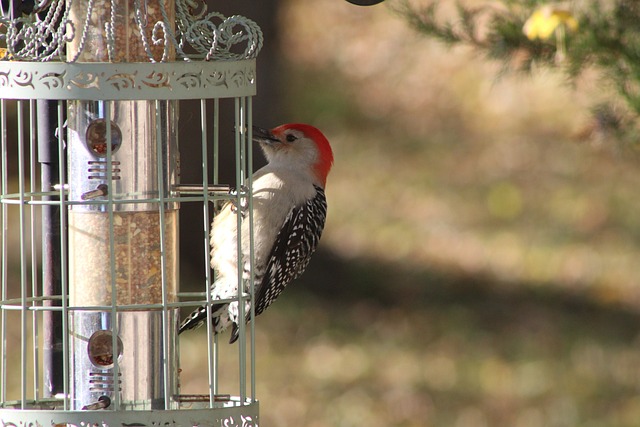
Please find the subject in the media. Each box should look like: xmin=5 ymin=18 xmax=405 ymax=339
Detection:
xmin=285 ymin=134 xmax=297 ymax=143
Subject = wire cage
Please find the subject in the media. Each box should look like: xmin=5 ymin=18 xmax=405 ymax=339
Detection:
xmin=0 ymin=1 xmax=260 ymax=425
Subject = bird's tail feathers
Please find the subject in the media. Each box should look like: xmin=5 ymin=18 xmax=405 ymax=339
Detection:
xmin=178 ymin=302 xmax=227 ymax=334
xmin=229 ymin=323 xmax=240 ymax=344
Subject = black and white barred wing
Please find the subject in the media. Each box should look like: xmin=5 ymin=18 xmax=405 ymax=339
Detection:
xmin=254 ymin=186 xmax=328 ymax=317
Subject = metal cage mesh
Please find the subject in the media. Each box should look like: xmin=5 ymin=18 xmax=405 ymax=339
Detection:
xmin=0 ymin=1 xmax=260 ymax=425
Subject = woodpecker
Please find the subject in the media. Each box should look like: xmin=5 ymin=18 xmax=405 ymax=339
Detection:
xmin=179 ymin=123 xmax=334 ymax=343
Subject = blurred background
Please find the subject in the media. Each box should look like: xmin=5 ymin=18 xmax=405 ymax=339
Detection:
xmin=179 ymin=1 xmax=640 ymax=426
xmin=4 ymin=0 xmax=640 ymax=426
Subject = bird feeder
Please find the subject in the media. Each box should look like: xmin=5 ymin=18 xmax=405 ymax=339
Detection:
xmin=0 ymin=0 xmax=260 ymax=424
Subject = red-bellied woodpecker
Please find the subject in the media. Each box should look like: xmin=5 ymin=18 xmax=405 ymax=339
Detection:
xmin=179 ymin=124 xmax=334 ymax=343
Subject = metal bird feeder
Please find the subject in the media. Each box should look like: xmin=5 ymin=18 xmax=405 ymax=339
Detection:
xmin=0 ymin=0 xmax=260 ymax=425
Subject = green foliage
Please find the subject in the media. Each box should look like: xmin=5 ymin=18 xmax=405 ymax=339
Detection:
xmin=393 ymin=0 xmax=640 ymax=137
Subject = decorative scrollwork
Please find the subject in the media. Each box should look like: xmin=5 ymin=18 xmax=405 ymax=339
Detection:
xmin=0 ymin=0 xmax=71 ymax=62
xmin=176 ymin=72 xmax=202 ymax=89
xmin=241 ymin=415 xmax=257 ymax=427
xmin=0 ymin=69 xmax=36 ymax=88
xmin=106 ymin=73 xmax=138 ymax=91
xmin=220 ymin=415 xmax=257 ymax=427
xmin=228 ymin=69 xmax=251 ymax=89
xmin=69 ymin=72 xmax=101 ymax=89
xmin=204 ymin=70 xmax=227 ymax=88
xmin=13 ymin=69 xmax=35 ymax=88
xmin=0 ymin=61 xmax=256 ymax=100
xmin=142 ymin=71 xmax=171 ymax=88
xmin=0 ymin=70 xmax=11 ymax=87
xmin=40 ymin=71 xmax=67 ymax=89
xmin=0 ymin=0 xmax=262 ymax=63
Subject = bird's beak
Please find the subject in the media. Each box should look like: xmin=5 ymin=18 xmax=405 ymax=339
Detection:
xmin=252 ymin=126 xmax=279 ymax=144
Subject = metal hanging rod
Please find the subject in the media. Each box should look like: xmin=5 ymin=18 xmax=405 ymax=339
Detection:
xmin=52 ymin=184 xmax=237 ymax=197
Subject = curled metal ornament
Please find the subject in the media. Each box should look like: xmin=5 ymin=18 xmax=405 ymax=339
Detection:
xmin=0 ymin=0 xmax=263 ymax=62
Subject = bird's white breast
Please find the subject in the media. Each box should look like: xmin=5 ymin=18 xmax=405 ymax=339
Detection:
xmin=210 ymin=165 xmax=317 ymax=280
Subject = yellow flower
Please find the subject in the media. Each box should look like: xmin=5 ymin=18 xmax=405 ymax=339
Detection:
xmin=523 ymin=5 xmax=579 ymax=40
xmin=0 ymin=48 xmax=8 ymax=60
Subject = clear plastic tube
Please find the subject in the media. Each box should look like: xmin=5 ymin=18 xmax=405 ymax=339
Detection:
xmin=69 ymin=210 xmax=178 ymax=306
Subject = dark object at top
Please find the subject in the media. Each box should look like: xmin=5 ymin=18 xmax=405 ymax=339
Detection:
xmin=1 ymin=0 xmax=51 ymax=15
xmin=345 ymin=0 xmax=385 ymax=5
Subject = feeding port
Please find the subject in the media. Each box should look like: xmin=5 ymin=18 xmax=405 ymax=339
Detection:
xmin=0 ymin=0 xmax=261 ymax=425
